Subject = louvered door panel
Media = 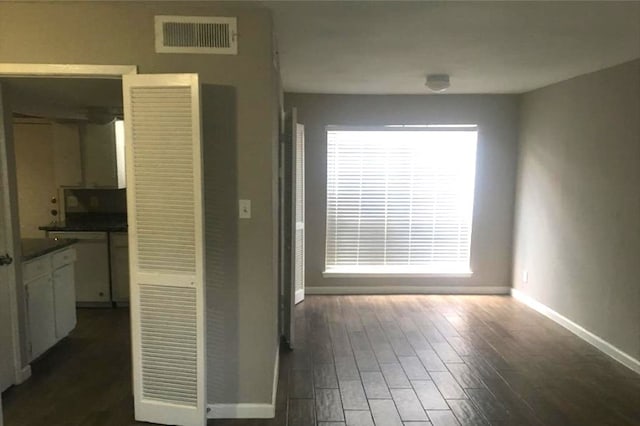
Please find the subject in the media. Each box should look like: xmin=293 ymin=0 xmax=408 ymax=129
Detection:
xmin=140 ymin=285 xmax=197 ymax=404
xmin=123 ymin=74 xmax=206 ymax=426
xmin=132 ymin=87 xmax=196 ymax=274
xmin=294 ymin=124 xmax=305 ymax=304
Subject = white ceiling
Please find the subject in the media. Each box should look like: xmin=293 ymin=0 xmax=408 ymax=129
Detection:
xmin=267 ymin=1 xmax=640 ymax=94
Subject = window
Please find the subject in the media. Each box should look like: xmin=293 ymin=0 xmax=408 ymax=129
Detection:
xmin=324 ymin=126 xmax=478 ymax=275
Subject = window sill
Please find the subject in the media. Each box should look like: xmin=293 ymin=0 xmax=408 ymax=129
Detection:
xmin=322 ymin=270 xmax=473 ymax=278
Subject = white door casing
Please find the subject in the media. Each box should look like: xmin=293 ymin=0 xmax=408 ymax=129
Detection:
xmin=294 ymin=124 xmax=305 ymax=305
xmin=123 ymin=74 xmax=206 ymax=426
xmin=0 ymin=83 xmax=26 ymax=392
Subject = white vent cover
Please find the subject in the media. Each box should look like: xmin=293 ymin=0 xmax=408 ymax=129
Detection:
xmin=155 ymin=16 xmax=237 ymax=55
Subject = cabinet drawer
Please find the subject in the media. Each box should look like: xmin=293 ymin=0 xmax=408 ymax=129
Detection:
xmin=52 ymin=248 xmax=76 ymax=269
xmin=23 ymin=257 xmax=52 ymax=282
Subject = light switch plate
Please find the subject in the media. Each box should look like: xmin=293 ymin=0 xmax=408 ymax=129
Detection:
xmin=239 ymin=199 xmax=251 ymax=219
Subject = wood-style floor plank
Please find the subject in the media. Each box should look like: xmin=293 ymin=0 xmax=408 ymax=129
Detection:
xmin=4 ymin=295 xmax=640 ymax=426
xmin=344 ymin=410 xmax=374 ymax=426
xmin=315 ymin=388 xmax=344 ymax=422
xmin=380 ymin=362 xmax=412 ymax=389
xmin=391 ymin=388 xmax=429 ymax=422
xmin=412 ymin=380 xmax=449 ymax=410
xmin=339 ymin=380 xmax=369 ymax=410
xmin=429 ymin=371 xmax=467 ymax=400
xmin=369 ymin=399 xmax=404 ymax=426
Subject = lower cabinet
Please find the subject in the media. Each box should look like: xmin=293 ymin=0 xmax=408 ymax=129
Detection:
xmin=24 ymin=246 xmax=77 ymax=361
xmin=74 ymin=238 xmax=110 ymax=304
xmin=52 ymin=264 xmax=77 ymax=338
xmin=26 ymin=275 xmax=56 ymax=360
xmin=110 ymin=232 xmax=130 ymax=303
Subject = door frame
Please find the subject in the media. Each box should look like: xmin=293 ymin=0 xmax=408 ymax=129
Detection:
xmin=0 ymin=62 xmax=137 ymax=386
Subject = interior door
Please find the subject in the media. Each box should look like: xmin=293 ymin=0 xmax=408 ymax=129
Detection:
xmin=0 ymin=83 xmax=22 ymax=393
xmin=281 ymin=109 xmax=295 ymax=348
xmin=281 ymin=109 xmax=306 ymax=349
xmin=294 ymin=123 xmax=305 ymax=305
xmin=123 ymin=74 xmax=206 ymax=426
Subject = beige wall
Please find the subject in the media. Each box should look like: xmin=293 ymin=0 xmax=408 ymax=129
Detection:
xmin=0 ymin=1 xmax=280 ymax=405
xmin=285 ymin=94 xmax=520 ymax=290
xmin=13 ymin=122 xmax=56 ymax=239
xmin=513 ymin=59 xmax=640 ymax=361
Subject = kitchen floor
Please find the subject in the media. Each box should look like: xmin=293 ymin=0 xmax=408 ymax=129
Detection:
xmin=3 ymin=296 xmax=640 ymax=426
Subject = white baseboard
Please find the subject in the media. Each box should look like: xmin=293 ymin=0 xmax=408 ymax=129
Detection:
xmin=305 ymin=286 xmax=511 ymax=295
xmin=207 ymin=345 xmax=279 ymax=419
xmin=511 ymin=288 xmax=640 ymax=375
xmin=271 ymin=345 xmax=279 ymax=407
xmin=15 ymin=365 xmax=31 ymax=384
xmin=207 ymin=403 xmax=274 ymax=419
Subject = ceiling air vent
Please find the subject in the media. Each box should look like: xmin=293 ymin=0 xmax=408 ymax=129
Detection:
xmin=154 ymin=16 xmax=237 ymax=55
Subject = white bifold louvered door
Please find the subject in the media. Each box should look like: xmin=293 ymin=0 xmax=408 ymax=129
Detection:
xmin=123 ymin=74 xmax=206 ymax=426
xmin=294 ymin=124 xmax=305 ymax=305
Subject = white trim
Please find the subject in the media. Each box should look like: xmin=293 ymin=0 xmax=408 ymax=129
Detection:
xmin=511 ymin=288 xmax=640 ymax=374
xmin=271 ymin=347 xmax=279 ymax=407
xmin=322 ymin=272 xmax=473 ymax=278
xmin=305 ymin=286 xmax=510 ymax=295
xmin=0 ymin=63 xmax=137 ymax=78
xmin=0 ymin=62 xmax=137 ymax=391
xmin=207 ymin=403 xmax=274 ymax=419
xmin=15 ymin=366 xmax=31 ymax=384
xmin=294 ymin=289 xmax=304 ymax=304
xmin=0 ymin=85 xmax=26 ymax=389
xmin=207 ymin=346 xmax=280 ymax=419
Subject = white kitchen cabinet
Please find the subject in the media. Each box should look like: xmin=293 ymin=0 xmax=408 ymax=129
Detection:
xmin=81 ymin=121 xmax=126 ymax=188
xmin=52 ymin=264 xmax=76 ymax=339
xmin=23 ymin=246 xmax=77 ymax=361
xmin=73 ymin=237 xmax=110 ymax=304
xmin=110 ymin=232 xmax=129 ymax=303
xmin=25 ymin=274 xmax=56 ymax=361
xmin=51 ymin=123 xmax=82 ymax=187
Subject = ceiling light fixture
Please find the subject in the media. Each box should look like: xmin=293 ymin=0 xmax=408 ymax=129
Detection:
xmin=425 ymin=74 xmax=450 ymax=93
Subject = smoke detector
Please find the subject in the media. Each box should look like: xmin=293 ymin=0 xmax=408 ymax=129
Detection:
xmin=425 ymin=74 xmax=450 ymax=93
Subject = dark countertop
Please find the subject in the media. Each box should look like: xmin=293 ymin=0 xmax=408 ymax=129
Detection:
xmin=39 ymin=221 xmax=128 ymax=232
xmin=22 ymin=238 xmax=78 ymax=261
xmin=39 ymin=213 xmax=127 ymax=232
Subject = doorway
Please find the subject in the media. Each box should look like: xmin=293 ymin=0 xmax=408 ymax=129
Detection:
xmin=0 ymin=65 xmax=208 ymax=426
xmin=0 ymin=65 xmax=136 ymax=426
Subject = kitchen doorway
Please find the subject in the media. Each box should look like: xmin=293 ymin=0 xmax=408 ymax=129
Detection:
xmin=0 ymin=64 xmax=136 ymax=426
xmin=0 ymin=65 xmax=209 ymax=426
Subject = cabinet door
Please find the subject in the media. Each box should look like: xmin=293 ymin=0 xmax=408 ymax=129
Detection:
xmin=74 ymin=239 xmax=110 ymax=303
xmin=110 ymin=233 xmax=129 ymax=302
xmin=52 ymin=123 xmax=82 ymax=187
xmin=26 ymin=275 xmax=56 ymax=361
xmin=53 ymin=264 xmax=77 ymax=339
xmin=81 ymin=123 xmax=117 ymax=187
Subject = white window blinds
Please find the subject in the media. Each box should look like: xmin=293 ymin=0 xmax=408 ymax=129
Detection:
xmin=325 ymin=128 xmax=478 ymax=274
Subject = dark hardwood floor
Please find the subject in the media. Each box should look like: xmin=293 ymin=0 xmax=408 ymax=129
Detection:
xmin=3 ymin=295 xmax=640 ymax=425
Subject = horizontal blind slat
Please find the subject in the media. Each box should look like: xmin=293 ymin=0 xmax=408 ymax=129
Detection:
xmin=325 ymin=129 xmax=477 ymax=272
